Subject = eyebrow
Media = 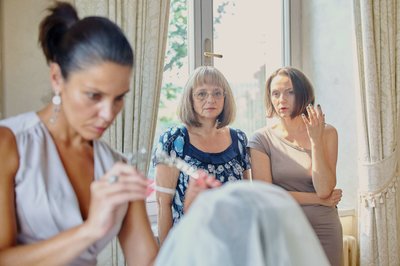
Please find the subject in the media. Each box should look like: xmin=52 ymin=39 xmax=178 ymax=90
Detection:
xmin=85 ymin=87 xmax=130 ymax=98
xmin=195 ymin=87 xmax=223 ymax=91
xmin=117 ymin=90 xmax=130 ymax=97
xmin=271 ymin=87 xmax=293 ymax=92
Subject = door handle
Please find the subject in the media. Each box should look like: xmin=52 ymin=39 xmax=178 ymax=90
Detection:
xmin=204 ymin=52 xmax=223 ymax=58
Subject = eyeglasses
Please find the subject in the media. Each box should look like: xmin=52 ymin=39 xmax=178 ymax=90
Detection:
xmin=193 ymin=90 xmax=225 ymax=101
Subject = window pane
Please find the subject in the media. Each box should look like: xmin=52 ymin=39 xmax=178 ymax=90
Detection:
xmin=213 ymin=0 xmax=284 ymax=136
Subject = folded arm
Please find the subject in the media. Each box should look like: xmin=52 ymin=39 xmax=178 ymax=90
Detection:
xmin=249 ymin=148 xmax=341 ymax=207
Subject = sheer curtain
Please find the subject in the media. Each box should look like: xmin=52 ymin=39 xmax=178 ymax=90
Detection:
xmin=353 ymin=0 xmax=400 ymax=265
xmin=73 ymin=1 xmax=170 ymax=265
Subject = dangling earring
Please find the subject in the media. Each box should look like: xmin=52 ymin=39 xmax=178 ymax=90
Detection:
xmin=49 ymin=92 xmax=61 ymax=124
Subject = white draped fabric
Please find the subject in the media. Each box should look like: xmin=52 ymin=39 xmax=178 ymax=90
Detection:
xmin=73 ymin=1 xmax=170 ymax=265
xmin=156 ymin=181 xmax=330 ymax=266
xmin=353 ymin=0 xmax=400 ymax=265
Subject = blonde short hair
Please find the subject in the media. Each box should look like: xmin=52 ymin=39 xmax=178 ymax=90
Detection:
xmin=178 ymin=66 xmax=236 ymax=128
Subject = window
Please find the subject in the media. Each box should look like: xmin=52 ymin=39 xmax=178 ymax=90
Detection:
xmin=150 ymin=0 xmax=287 ymax=174
xmin=149 ymin=0 xmax=357 ymax=212
xmin=210 ymin=0 xmax=285 ymax=135
xmin=147 ymin=0 xmax=287 ymax=229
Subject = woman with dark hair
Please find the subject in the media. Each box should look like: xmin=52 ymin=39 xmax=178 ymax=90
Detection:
xmin=0 ymin=2 xmax=157 ymax=265
xmin=152 ymin=66 xmax=251 ymax=244
xmin=248 ymin=67 xmax=343 ymax=265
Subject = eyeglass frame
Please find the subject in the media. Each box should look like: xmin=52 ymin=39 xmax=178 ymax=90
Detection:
xmin=192 ymin=89 xmax=226 ymax=102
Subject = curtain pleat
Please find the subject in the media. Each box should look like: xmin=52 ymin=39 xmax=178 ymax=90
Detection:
xmin=353 ymin=0 xmax=400 ymax=265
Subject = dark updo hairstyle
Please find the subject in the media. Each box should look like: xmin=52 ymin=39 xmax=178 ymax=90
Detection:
xmin=265 ymin=67 xmax=315 ymax=119
xmin=39 ymin=1 xmax=134 ymax=79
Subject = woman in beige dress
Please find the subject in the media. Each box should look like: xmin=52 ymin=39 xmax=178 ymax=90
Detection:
xmin=248 ymin=67 xmax=343 ymax=266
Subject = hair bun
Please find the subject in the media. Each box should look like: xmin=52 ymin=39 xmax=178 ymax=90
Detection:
xmin=39 ymin=2 xmax=79 ymax=63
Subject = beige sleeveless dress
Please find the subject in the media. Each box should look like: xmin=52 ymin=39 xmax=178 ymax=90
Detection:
xmin=0 ymin=112 xmax=128 ymax=266
xmin=248 ymin=127 xmax=343 ymax=266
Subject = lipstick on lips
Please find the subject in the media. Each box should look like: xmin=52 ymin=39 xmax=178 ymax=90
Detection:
xmin=93 ymin=126 xmax=106 ymax=134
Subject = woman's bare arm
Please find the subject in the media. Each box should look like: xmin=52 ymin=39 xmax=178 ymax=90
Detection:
xmin=154 ymin=164 xmax=179 ymax=245
xmin=249 ymin=146 xmax=341 ymax=206
xmin=119 ymin=201 xmax=158 ymax=266
xmin=303 ymin=105 xmax=338 ymax=198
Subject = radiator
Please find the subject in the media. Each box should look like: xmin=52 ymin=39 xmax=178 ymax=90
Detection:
xmin=343 ymin=235 xmax=358 ymax=266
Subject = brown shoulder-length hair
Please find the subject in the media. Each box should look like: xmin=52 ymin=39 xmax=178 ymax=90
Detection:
xmin=265 ymin=67 xmax=315 ymax=119
xmin=178 ymin=66 xmax=236 ymax=128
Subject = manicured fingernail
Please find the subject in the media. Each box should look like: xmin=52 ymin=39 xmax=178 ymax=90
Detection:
xmin=147 ymin=179 xmax=154 ymax=185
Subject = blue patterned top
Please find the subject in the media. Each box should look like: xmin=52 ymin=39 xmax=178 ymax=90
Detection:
xmin=153 ymin=126 xmax=251 ymax=225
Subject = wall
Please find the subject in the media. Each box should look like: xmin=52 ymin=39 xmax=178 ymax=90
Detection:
xmin=291 ymin=0 xmax=359 ymax=210
xmin=1 ymin=0 xmax=50 ymax=118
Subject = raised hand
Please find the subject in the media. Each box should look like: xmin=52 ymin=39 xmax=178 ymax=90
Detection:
xmin=301 ymin=104 xmax=326 ymax=144
xmin=84 ymin=162 xmax=151 ymax=239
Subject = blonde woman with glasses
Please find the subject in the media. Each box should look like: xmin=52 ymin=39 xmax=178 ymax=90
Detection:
xmin=153 ymin=66 xmax=251 ymax=244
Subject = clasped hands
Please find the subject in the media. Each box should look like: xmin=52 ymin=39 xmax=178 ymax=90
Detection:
xmin=323 ymin=188 xmax=343 ymax=207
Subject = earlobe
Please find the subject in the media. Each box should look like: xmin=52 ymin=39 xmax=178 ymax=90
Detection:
xmin=49 ymin=63 xmax=64 ymax=93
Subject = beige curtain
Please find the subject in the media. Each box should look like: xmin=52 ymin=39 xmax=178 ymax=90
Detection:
xmin=353 ymin=0 xmax=400 ymax=265
xmin=74 ymin=0 xmax=170 ymax=172
xmin=73 ymin=1 xmax=170 ymax=265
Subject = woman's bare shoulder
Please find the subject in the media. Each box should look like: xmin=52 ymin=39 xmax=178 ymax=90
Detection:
xmin=323 ymin=124 xmax=338 ymax=146
xmin=0 ymin=126 xmax=16 ymax=147
xmin=0 ymin=126 xmax=19 ymax=177
xmin=324 ymin=124 xmax=338 ymax=136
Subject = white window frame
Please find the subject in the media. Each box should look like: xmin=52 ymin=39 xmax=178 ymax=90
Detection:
xmin=189 ymin=0 xmax=291 ymax=69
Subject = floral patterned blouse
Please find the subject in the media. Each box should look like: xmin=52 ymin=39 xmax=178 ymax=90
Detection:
xmin=153 ymin=126 xmax=251 ymax=225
